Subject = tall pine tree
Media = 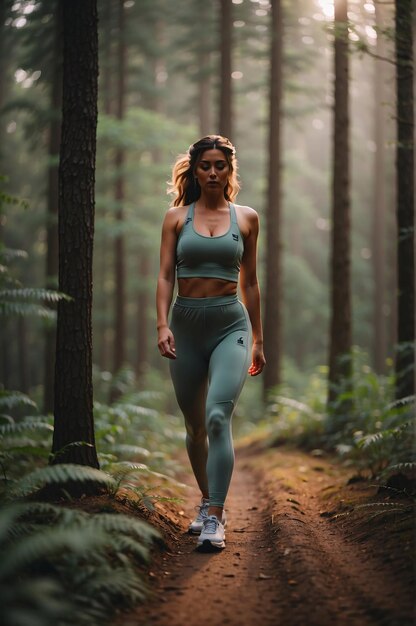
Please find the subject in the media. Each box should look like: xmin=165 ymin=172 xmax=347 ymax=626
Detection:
xmin=52 ymin=0 xmax=99 ymax=469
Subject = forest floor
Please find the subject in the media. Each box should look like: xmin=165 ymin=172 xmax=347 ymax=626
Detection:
xmin=114 ymin=438 xmax=414 ymax=626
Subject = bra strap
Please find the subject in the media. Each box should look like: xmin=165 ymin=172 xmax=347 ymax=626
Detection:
xmin=230 ymin=203 xmax=238 ymax=225
xmin=187 ymin=201 xmax=195 ymax=220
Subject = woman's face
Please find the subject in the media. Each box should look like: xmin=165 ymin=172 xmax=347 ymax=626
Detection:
xmin=195 ymin=149 xmax=230 ymax=194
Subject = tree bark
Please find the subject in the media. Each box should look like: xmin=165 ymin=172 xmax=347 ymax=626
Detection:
xmin=395 ymin=0 xmax=414 ymax=399
xmin=219 ymin=0 xmax=232 ymax=139
xmin=52 ymin=0 xmax=99 ymax=469
xmin=44 ymin=3 xmax=63 ymax=413
xmin=96 ymin=0 xmax=113 ymax=374
xmin=328 ymin=0 xmax=352 ymax=407
xmin=113 ymin=0 xmax=127 ymax=378
xmin=136 ymin=253 xmax=150 ymax=380
xmin=371 ymin=1 xmax=388 ymax=374
xmin=198 ymin=2 xmax=212 ymax=137
xmin=263 ymin=0 xmax=283 ymax=398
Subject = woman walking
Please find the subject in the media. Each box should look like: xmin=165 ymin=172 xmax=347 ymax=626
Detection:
xmin=156 ymin=135 xmax=265 ymax=551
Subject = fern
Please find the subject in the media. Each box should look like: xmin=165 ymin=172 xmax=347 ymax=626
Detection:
xmin=109 ymin=461 xmax=187 ymax=492
xmin=0 ymin=288 xmax=70 ymax=302
xmin=0 ymin=248 xmax=28 ymax=262
xmin=4 ymin=445 xmax=50 ymax=458
xmin=87 ymin=512 xmax=160 ymax=543
xmin=381 ymin=462 xmax=416 ymax=474
xmin=386 ymin=394 xmax=416 ymax=410
xmin=270 ymin=394 xmax=320 ymax=417
xmin=84 ymin=567 xmax=148 ymax=602
xmin=1 ymin=578 xmax=69 ymax=626
xmin=10 ymin=464 xmax=116 ymax=498
xmin=0 ymin=391 xmax=37 ymax=410
xmin=0 ymin=301 xmax=57 ymax=318
xmin=0 ymin=421 xmax=53 ymax=435
xmin=0 ymin=415 xmax=14 ymax=425
xmin=49 ymin=441 xmax=95 ymax=462
xmin=112 ymin=444 xmax=151 ymax=458
xmin=0 ymin=526 xmax=112 ymax=577
xmin=0 ymin=500 xmax=159 ymax=626
xmin=352 ymin=501 xmax=411 ymax=511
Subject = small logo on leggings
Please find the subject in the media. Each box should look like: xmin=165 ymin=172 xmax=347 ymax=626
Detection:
xmin=237 ymin=336 xmax=244 ymax=345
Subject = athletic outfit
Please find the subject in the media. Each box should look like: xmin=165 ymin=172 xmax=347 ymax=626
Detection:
xmin=169 ymin=201 xmax=252 ymax=535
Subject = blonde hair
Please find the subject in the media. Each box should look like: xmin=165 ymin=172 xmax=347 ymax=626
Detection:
xmin=167 ymin=135 xmax=240 ymax=207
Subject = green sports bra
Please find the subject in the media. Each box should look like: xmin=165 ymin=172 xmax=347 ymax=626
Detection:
xmin=176 ymin=202 xmax=244 ymax=283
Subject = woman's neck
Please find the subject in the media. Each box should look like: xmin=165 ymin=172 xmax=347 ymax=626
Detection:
xmin=196 ymin=192 xmax=228 ymax=211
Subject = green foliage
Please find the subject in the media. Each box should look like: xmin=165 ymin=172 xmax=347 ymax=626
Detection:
xmin=0 ymin=379 xmax=186 ymax=505
xmin=263 ymin=350 xmax=415 ymax=482
xmin=9 ymin=463 xmax=116 ymax=498
xmin=0 ymin=381 xmax=177 ymax=626
xmin=0 ymin=500 xmax=160 ymax=626
xmin=0 ymin=247 xmax=71 ymax=319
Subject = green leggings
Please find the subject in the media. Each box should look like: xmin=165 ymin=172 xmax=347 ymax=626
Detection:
xmin=169 ymin=294 xmax=252 ymax=507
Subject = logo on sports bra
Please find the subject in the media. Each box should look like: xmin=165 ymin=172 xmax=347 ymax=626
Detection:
xmin=232 ymin=233 xmax=239 ymax=241
xmin=185 ymin=217 xmax=192 ymax=225
xmin=237 ymin=336 xmax=244 ymax=345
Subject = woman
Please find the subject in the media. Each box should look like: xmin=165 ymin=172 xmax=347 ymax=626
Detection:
xmin=156 ymin=135 xmax=265 ymax=552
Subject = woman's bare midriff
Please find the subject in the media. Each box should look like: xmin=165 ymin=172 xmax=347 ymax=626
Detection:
xmin=178 ymin=277 xmax=237 ymax=298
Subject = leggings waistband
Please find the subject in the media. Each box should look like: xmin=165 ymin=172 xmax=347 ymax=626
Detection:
xmin=174 ymin=294 xmax=239 ymax=308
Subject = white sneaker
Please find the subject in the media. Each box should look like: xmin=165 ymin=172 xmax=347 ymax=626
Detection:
xmin=197 ymin=515 xmax=226 ymax=551
xmin=188 ymin=500 xmax=227 ymax=535
xmin=188 ymin=498 xmax=210 ymax=534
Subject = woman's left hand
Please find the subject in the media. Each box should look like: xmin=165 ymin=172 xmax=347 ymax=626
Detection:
xmin=248 ymin=343 xmax=266 ymax=376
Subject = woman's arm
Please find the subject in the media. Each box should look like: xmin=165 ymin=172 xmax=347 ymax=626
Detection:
xmin=156 ymin=209 xmax=178 ymax=359
xmin=240 ymin=209 xmax=266 ymax=376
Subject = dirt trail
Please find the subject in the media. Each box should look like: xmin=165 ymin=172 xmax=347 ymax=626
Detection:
xmin=122 ymin=446 xmax=413 ymax=626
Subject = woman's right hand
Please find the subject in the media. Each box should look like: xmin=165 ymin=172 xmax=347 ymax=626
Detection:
xmin=157 ymin=326 xmax=177 ymax=359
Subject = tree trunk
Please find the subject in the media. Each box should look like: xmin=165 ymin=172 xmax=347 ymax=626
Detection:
xmin=219 ymin=0 xmax=232 ymax=139
xmin=198 ymin=49 xmax=211 ymax=137
xmin=263 ymin=0 xmax=283 ymax=398
xmin=113 ymin=0 xmax=127 ymax=378
xmin=328 ymin=0 xmax=352 ymax=407
xmin=97 ymin=0 xmax=113 ymax=374
xmin=136 ymin=253 xmax=150 ymax=380
xmin=52 ymin=0 xmax=99 ymax=469
xmin=395 ymin=0 xmax=414 ymax=399
xmin=44 ymin=4 xmax=63 ymax=413
xmin=198 ymin=3 xmax=212 ymax=137
xmin=371 ymin=1 xmax=387 ymax=374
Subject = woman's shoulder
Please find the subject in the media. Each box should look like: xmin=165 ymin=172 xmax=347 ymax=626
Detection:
xmin=233 ymin=203 xmax=258 ymax=219
xmin=163 ymin=204 xmax=191 ymax=234
xmin=233 ymin=203 xmax=259 ymax=234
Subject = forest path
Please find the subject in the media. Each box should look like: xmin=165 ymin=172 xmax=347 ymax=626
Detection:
xmin=122 ymin=446 xmax=413 ymax=626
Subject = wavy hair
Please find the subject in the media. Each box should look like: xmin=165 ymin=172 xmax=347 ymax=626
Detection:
xmin=167 ymin=135 xmax=240 ymax=207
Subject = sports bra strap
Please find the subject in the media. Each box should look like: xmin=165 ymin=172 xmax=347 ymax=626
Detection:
xmin=187 ymin=201 xmax=195 ymax=219
xmin=189 ymin=201 xmax=236 ymax=221
xmin=229 ymin=203 xmax=238 ymax=225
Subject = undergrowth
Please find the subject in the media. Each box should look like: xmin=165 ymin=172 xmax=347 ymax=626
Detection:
xmin=0 ymin=377 xmax=186 ymax=626
xmin=262 ymin=349 xmax=415 ymax=486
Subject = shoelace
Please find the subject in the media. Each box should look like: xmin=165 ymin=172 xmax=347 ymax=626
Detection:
xmin=203 ymin=516 xmax=219 ymax=534
xmin=192 ymin=501 xmax=209 ymax=523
